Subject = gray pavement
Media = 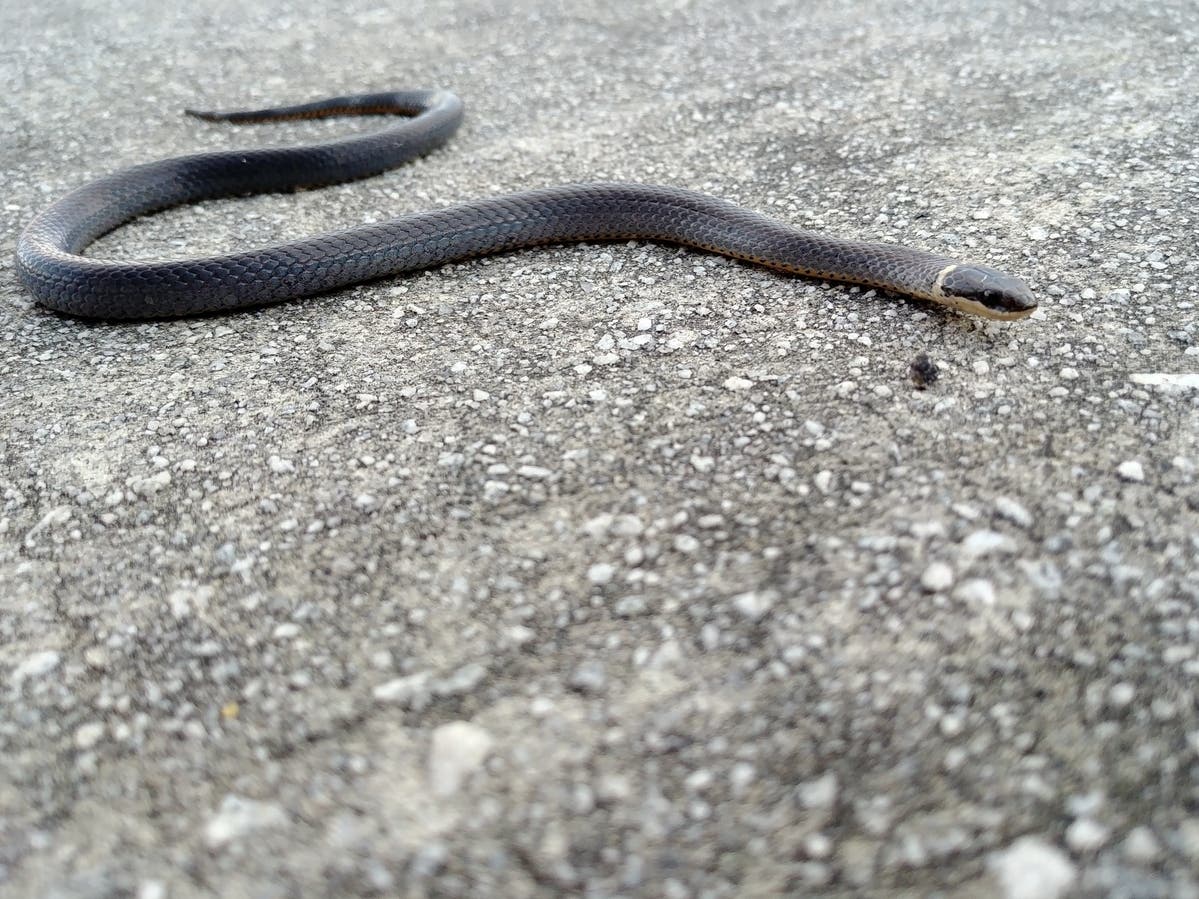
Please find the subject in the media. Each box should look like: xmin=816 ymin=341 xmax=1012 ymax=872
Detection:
xmin=2 ymin=0 xmax=1198 ymax=896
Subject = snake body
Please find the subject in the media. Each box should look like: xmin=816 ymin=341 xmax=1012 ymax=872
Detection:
xmin=15 ymin=90 xmax=1037 ymax=321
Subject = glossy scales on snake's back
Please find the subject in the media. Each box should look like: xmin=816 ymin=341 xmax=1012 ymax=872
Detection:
xmin=15 ymin=89 xmax=1037 ymax=322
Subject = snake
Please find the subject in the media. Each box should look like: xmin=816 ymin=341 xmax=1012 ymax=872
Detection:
xmin=15 ymin=89 xmax=1037 ymax=321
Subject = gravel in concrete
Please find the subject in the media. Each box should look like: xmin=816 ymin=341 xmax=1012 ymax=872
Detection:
xmin=2 ymin=0 xmax=1198 ymax=896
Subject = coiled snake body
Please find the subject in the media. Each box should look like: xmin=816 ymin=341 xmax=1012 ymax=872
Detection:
xmin=15 ymin=90 xmax=1037 ymax=321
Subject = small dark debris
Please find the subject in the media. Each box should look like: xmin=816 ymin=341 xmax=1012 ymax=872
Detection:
xmin=909 ymin=354 xmax=939 ymax=389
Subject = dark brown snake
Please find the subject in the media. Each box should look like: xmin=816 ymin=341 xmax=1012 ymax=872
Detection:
xmin=15 ymin=90 xmax=1037 ymax=321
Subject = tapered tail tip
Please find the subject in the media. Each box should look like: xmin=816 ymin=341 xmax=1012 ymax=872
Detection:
xmin=183 ymin=108 xmax=227 ymax=122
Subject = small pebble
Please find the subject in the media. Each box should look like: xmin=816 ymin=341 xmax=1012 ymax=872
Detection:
xmin=74 ymin=721 xmax=105 ymax=750
xmin=12 ymin=650 xmax=61 ymax=684
xmin=505 ymin=625 xmax=535 ymax=647
xmin=1117 ymin=460 xmax=1145 ymax=482
xmin=796 ymin=772 xmax=838 ymax=809
xmin=1122 ymin=826 xmax=1161 ymax=863
xmin=920 ymin=562 xmax=955 ymax=592
xmin=1108 ymin=682 xmax=1136 ymax=709
xmin=569 ymin=660 xmax=607 ymax=694
xmin=994 ymin=497 xmax=1033 ymax=529
xmin=1065 ymin=818 xmax=1109 ymax=852
xmin=954 ymin=579 xmax=996 ymax=606
xmin=988 ymin=836 xmax=1076 ymax=899
xmin=614 ymin=595 xmax=647 ymax=617
xmin=731 ymin=590 xmax=774 ymax=621
xmin=428 ymin=722 xmax=494 ymax=796
xmin=205 ymin=795 xmax=289 ymax=849
xmin=436 ymin=663 xmax=488 ymax=696
xmin=960 ymin=530 xmax=1018 ymax=560
xmin=373 ymin=671 xmax=433 ymax=708
xmin=729 ymin=762 xmax=756 ymax=796
xmin=596 ymin=774 xmax=632 ymax=803
xmin=587 ymin=562 xmax=616 ymax=584
xmin=612 ymin=515 xmax=644 ymax=537
xmin=267 ymin=455 xmax=295 ymax=474
xmin=804 ymin=832 xmax=834 ymax=859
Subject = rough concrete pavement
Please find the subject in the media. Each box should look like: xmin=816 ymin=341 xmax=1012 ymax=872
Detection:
xmin=2 ymin=1 xmax=1197 ymax=896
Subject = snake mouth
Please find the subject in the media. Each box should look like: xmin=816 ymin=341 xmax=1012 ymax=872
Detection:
xmin=934 ymin=264 xmax=1037 ymax=320
xmin=941 ymin=297 xmax=1037 ymax=321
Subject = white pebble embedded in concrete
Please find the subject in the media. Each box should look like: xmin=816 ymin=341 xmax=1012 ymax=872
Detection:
xmin=988 ymin=836 xmax=1076 ymax=899
xmin=204 ymin=795 xmax=290 ymax=850
xmin=920 ymin=562 xmax=955 ymax=592
xmin=74 ymin=721 xmax=105 ymax=750
xmin=731 ymin=590 xmax=775 ymax=621
xmin=1065 ymin=817 xmax=1109 ymax=852
xmin=960 ymin=530 xmax=1018 ymax=561
xmin=1117 ymin=460 xmax=1145 ymax=482
xmin=587 ymin=562 xmax=616 ymax=584
xmin=428 ymin=721 xmax=494 ymax=796
xmin=994 ymin=497 xmax=1033 ymax=529
xmin=12 ymin=650 xmax=60 ymax=684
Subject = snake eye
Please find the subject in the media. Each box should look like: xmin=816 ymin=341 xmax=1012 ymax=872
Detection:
xmin=941 ymin=265 xmax=1036 ymax=318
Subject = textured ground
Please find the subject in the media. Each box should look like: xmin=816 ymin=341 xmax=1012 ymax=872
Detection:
xmin=2 ymin=0 xmax=1198 ymax=896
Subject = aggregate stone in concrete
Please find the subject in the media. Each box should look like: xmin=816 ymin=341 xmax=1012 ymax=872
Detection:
xmin=2 ymin=0 xmax=1197 ymax=896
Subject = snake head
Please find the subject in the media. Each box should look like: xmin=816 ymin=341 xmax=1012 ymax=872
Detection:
xmin=937 ymin=265 xmax=1037 ymax=320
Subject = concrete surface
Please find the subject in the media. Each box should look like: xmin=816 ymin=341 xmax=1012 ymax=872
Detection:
xmin=2 ymin=0 xmax=1197 ymax=896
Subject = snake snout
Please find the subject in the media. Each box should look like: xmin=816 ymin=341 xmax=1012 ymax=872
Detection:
xmin=940 ymin=265 xmax=1037 ymax=320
